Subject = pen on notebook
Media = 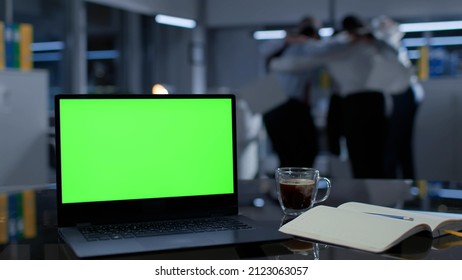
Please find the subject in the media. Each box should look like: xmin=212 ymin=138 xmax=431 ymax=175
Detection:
xmin=365 ymin=212 xmax=414 ymax=221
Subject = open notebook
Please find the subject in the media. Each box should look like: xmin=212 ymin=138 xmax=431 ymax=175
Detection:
xmin=55 ymin=94 xmax=288 ymax=258
xmin=280 ymin=202 xmax=462 ymax=253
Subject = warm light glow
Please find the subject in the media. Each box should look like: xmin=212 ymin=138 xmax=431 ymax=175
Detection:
xmin=152 ymin=84 xmax=169 ymax=95
xmin=155 ymin=14 xmax=197 ymax=29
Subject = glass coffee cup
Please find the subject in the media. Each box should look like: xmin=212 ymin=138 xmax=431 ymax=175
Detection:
xmin=275 ymin=167 xmax=331 ymax=216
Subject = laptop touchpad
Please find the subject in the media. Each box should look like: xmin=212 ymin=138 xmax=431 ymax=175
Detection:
xmin=136 ymin=234 xmax=215 ymax=251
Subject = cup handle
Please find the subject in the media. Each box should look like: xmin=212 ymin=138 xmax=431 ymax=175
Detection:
xmin=313 ymin=177 xmax=331 ymax=204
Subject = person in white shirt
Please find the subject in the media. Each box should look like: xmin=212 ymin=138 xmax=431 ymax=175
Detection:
xmin=263 ymin=16 xmax=324 ymax=168
xmin=270 ymin=15 xmax=411 ymax=178
xmin=372 ymin=15 xmax=424 ymax=179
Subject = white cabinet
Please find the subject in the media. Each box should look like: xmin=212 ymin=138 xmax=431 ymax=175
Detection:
xmin=0 ymin=70 xmax=49 ymax=186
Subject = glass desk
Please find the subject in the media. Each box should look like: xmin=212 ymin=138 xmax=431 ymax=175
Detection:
xmin=1 ymin=179 xmax=462 ymax=260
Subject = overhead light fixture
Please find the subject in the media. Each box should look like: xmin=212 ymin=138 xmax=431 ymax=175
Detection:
xmin=254 ymin=27 xmax=335 ymax=40
xmin=253 ymin=30 xmax=286 ymax=40
xmin=399 ymin=20 xmax=462 ymax=33
xmin=155 ymin=14 xmax=196 ymax=29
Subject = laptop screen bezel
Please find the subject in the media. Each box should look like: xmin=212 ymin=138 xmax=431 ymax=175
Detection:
xmin=54 ymin=94 xmax=239 ymax=227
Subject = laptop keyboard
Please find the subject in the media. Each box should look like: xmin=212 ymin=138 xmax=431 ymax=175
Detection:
xmin=78 ymin=217 xmax=254 ymax=241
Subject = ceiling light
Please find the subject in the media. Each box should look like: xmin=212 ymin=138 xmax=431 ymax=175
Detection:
xmin=254 ymin=27 xmax=335 ymax=40
xmin=155 ymin=14 xmax=196 ymax=29
xmin=253 ymin=30 xmax=287 ymax=40
xmin=399 ymin=20 xmax=462 ymax=33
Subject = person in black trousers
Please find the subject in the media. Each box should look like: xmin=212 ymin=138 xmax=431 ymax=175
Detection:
xmin=270 ymin=15 xmax=409 ymax=178
xmin=263 ymin=16 xmax=322 ymax=168
xmin=371 ymin=15 xmax=423 ymax=179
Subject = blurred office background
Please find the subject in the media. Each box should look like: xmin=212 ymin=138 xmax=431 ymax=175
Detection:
xmin=1 ymin=0 xmax=462 ymax=185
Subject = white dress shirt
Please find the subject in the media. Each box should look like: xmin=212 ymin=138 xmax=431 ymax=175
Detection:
xmin=272 ymin=39 xmax=327 ymax=103
xmin=270 ymin=37 xmax=412 ymax=98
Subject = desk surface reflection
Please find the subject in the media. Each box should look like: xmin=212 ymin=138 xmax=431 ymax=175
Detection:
xmin=1 ymin=179 xmax=462 ymax=260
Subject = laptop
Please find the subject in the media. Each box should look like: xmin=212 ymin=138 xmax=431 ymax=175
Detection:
xmin=54 ymin=94 xmax=288 ymax=258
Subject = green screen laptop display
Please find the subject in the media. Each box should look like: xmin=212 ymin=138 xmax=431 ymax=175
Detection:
xmin=58 ymin=97 xmax=235 ymax=204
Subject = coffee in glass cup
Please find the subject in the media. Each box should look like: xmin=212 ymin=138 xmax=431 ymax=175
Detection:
xmin=275 ymin=167 xmax=331 ymax=216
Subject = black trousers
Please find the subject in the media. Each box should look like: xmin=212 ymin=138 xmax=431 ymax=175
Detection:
xmin=341 ymin=92 xmax=387 ymax=178
xmin=326 ymin=93 xmax=343 ymax=157
xmin=263 ymin=99 xmax=319 ymax=168
xmin=383 ymin=87 xmax=419 ymax=179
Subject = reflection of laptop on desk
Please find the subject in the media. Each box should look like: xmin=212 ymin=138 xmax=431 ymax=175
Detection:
xmin=55 ymin=94 xmax=288 ymax=258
